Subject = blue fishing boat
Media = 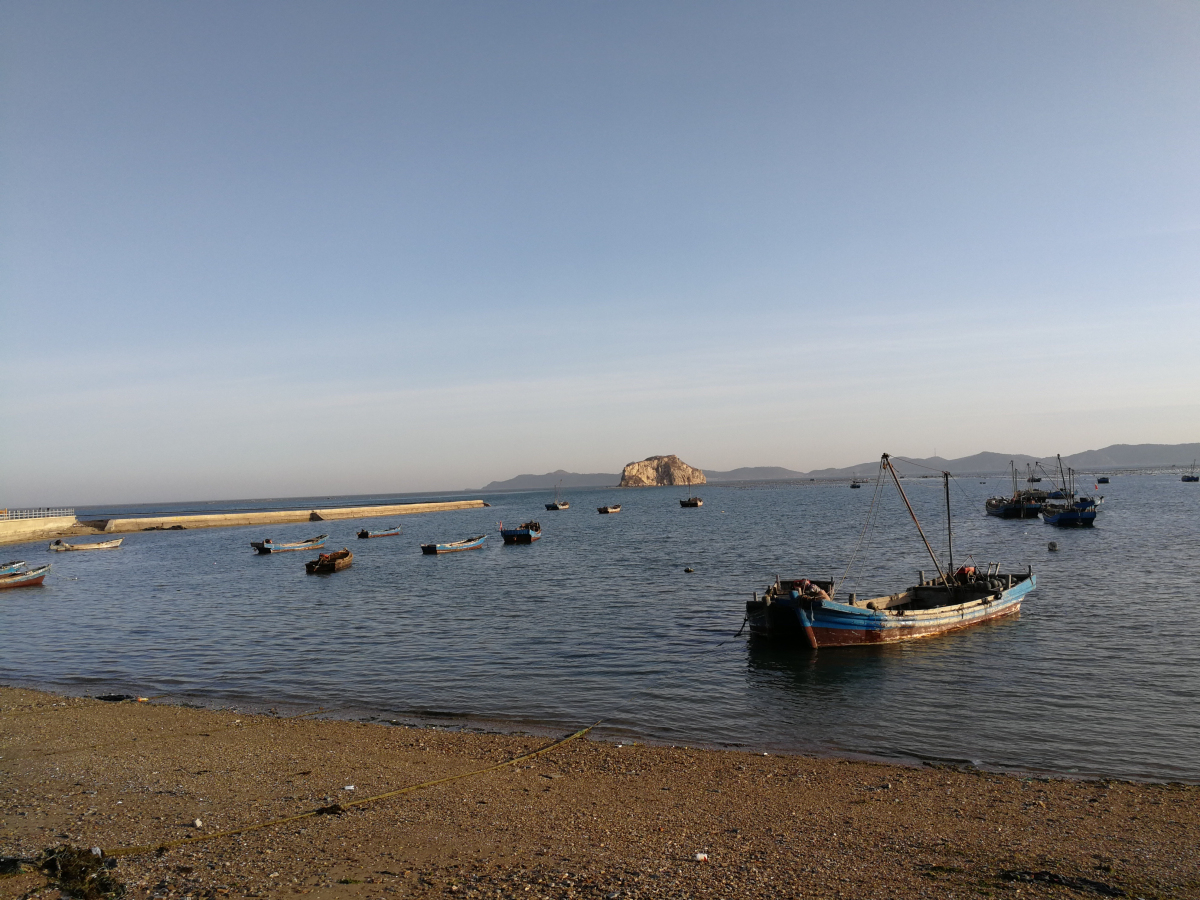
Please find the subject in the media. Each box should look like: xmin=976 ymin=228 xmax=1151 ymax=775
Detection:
xmin=746 ymin=454 xmax=1036 ymax=648
xmin=0 ymin=563 xmax=51 ymax=590
xmin=1041 ymin=456 xmax=1100 ymax=527
xmin=420 ymin=535 xmax=486 ymax=554
xmin=357 ymin=524 xmax=402 ymax=538
xmin=0 ymin=560 xmax=27 ymax=576
xmin=985 ymin=462 xmax=1045 ymax=518
xmin=1097 ymin=476 xmax=1110 ymax=484
xmin=499 ymin=521 xmax=541 ymax=544
xmin=1183 ymin=460 xmax=1199 ymax=483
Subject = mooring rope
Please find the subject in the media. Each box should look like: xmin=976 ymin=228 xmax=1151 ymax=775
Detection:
xmin=103 ymin=721 xmax=597 ymax=858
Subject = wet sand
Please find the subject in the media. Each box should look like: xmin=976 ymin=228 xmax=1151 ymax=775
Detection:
xmin=2 ymin=686 xmax=1197 ymax=899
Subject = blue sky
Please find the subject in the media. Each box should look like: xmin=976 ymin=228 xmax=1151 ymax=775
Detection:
xmin=2 ymin=1 xmax=1198 ymax=505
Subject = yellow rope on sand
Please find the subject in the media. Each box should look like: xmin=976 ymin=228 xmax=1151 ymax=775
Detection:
xmin=105 ymin=722 xmax=598 ymax=858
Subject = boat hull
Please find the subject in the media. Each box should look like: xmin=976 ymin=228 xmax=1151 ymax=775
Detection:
xmin=597 ymin=506 xmax=621 ymax=514
xmin=305 ymin=550 xmax=353 ymax=574
xmin=680 ymin=498 xmax=702 ymax=507
xmin=748 ymin=575 xmax=1035 ymax=648
xmin=251 ymin=535 xmax=328 ymax=554
xmin=357 ymin=529 xmax=401 ymax=538
xmin=421 ymin=536 xmax=487 ymax=554
xmin=48 ymin=539 xmax=123 ymax=551
xmin=0 ymin=565 xmax=50 ymax=589
xmin=1042 ymin=509 xmax=1096 ymax=527
xmin=985 ymin=502 xmax=1041 ymax=519
xmin=545 ymin=501 xmax=570 ymax=510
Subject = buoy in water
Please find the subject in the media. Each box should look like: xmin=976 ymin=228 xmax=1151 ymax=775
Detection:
xmin=1048 ymin=541 xmax=1059 ymax=552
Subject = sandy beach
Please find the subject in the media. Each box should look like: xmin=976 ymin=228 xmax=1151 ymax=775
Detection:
xmin=1 ymin=686 xmax=1196 ymax=899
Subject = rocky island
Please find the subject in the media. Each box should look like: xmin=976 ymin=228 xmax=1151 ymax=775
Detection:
xmin=618 ymin=454 xmax=706 ymax=487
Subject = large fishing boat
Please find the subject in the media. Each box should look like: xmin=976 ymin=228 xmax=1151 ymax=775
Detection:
xmin=1040 ymin=455 xmax=1101 ymax=527
xmin=499 ymin=521 xmax=542 ymax=544
xmin=746 ymin=454 xmax=1035 ymax=648
xmin=1184 ymin=460 xmax=1199 ymax=483
xmin=985 ymin=461 xmax=1045 ymax=518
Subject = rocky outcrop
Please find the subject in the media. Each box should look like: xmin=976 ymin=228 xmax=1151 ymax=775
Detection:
xmin=618 ymin=455 xmax=706 ymax=487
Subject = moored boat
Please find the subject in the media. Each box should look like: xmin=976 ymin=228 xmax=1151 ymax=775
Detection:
xmin=305 ymin=548 xmax=353 ymax=574
xmin=251 ymin=534 xmax=327 ymax=554
xmin=499 ymin=521 xmax=542 ymax=544
xmin=48 ymin=538 xmax=123 ymax=552
xmin=357 ymin=525 xmax=402 ymax=538
xmin=985 ymin=462 xmax=1044 ymax=518
xmin=1184 ymin=460 xmax=1199 ymax=483
xmin=746 ymin=454 xmax=1035 ymax=648
xmin=421 ymin=535 xmax=486 ymax=554
xmin=1097 ymin=476 xmax=1110 ymax=484
xmin=545 ymin=483 xmax=570 ymax=511
xmin=0 ymin=563 xmax=51 ymax=589
xmin=0 ymin=561 xmax=27 ymax=576
xmin=597 ymin=505 xmax=622 ymax=514
xmin=1040 ymin=456 xmax=1101 ymax=527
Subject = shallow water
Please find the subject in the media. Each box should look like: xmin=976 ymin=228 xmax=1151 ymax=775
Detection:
xmin=3 ymin=474 xmax=1198 ymax=782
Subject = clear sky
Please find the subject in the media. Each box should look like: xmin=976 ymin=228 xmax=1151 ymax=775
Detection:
xmin=3 ymin=1 xmax=1198 ymax=505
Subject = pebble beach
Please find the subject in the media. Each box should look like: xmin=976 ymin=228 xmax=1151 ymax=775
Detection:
xmin=2 ymin=687 xmax=1197 ymax=899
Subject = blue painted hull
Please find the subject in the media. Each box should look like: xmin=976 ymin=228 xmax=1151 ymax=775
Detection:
xmin=0 ymin=561 xmax=27 ymax=576
xmin=748 ymin=574 xmax=1035 ymax=648
xmin=421 ymin=535 xmax=486 ymax=554
xmin=1042 ymin=508 xmax=1096 ymax=527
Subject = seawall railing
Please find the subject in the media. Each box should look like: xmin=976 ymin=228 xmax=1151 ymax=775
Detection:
xmin=0 ymin=507 xmax=75 ymax=520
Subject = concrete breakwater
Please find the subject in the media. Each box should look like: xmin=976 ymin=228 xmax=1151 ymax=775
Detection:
xmin=0 ymin=499 xmax=488 ymax=546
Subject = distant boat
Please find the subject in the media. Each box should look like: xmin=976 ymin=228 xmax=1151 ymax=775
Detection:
xmin=0 ymin=563 xmax=51 ymax=590
xmin=357 ymin=525 xmax=402 ymax=538
xmin=680 ymin=487 xmax=703 ymax=508
xmin=251 ymin=534 xmax=327 ymax=554
xmin=1041 ymin=456 xmax=1100 ymax=527
xmin=746 ymin=454 xmax=1035 ymax=648
xmin=1025 ymin=463 xmax=1042 ymax=483
xmin=1097 ymin=476 xmax=1110 ymax=484
xmin=305 ymin=548 xmax=353 ymax=574
xmin=48 ymin=538 xmax=123 ymax=552
xmin=849 ymin=479 xmax=862 ymax=489
xmin=597 ymin=505 xmax=622 ymax=514
xmin=545 ymin=483 xmax=570 ymax=511
xmin=421 ymin=535 xmax=486 ymax=554
xmin=499 ymin=521 xmax=542 ymax=544
xmin=985 ymin=461 xmax=1044 ymax=519
xmin=1184 ymin=460 xmax=1199 ymax=483
xmin=0 ymin=560 xmax=27 ymax=576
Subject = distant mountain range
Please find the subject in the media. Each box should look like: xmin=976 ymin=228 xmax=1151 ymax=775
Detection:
xmin=477 ymin=443 xmax=1200 ymax=491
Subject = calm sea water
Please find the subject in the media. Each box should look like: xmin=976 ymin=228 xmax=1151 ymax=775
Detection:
xmin=3 ymin=475 xmax=1198 ymax=782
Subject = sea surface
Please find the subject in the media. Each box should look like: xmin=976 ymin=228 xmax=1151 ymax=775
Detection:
xmin=3 ymin=474 xmax=1198 ymax=782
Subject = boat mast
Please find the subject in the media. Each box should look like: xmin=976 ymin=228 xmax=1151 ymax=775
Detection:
xmin=944 ymin=471 xmax=954 ymax=573
xmin=1057 ymin=453 xmax=1068 ymax=495
xmin=882 ymin=454 xmax=949 ymax=587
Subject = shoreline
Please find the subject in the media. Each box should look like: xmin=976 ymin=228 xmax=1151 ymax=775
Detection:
xmin=3 ymin=687 xmax=1196 ymax=899
xmin=6 ymin=678 xmax=1183 ymax=788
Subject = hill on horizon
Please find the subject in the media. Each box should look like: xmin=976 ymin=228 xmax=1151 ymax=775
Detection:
xmin=476 ymin=443 xmax=1200 ymax=490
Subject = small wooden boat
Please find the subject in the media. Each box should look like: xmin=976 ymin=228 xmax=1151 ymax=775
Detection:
xmin=597 ymin=505 xmax=622 ymax=514
xmin=305 ymin=548 xmax=353 ymax=574
xmin=545 ymin=482 xmax=570 ymax=511
xmin=747 ymin=455 xmax=1035 ymax=648
xmin=250 ymin=534 xmax=327 ymax=554
xmin=679 ymin=496 xmax=702 ymax=507
xmin=421 ymin=535 xmax=486 ymax=554
xmin=48 ymin=538 xmax=123 ymax=552
xmin=499 ymin=521 xmax=542 ymax=544
xmin=0 ymin=561 xmax=27 ymax=576
xmin=0 ymin=563 xmax=51 ymax=590
xmin=357 ymin=525 xmax=402 ymax=539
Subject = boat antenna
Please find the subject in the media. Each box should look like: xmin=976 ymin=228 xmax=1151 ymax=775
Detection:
xmin=882 ymin=454 xmax=949 ymax=587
